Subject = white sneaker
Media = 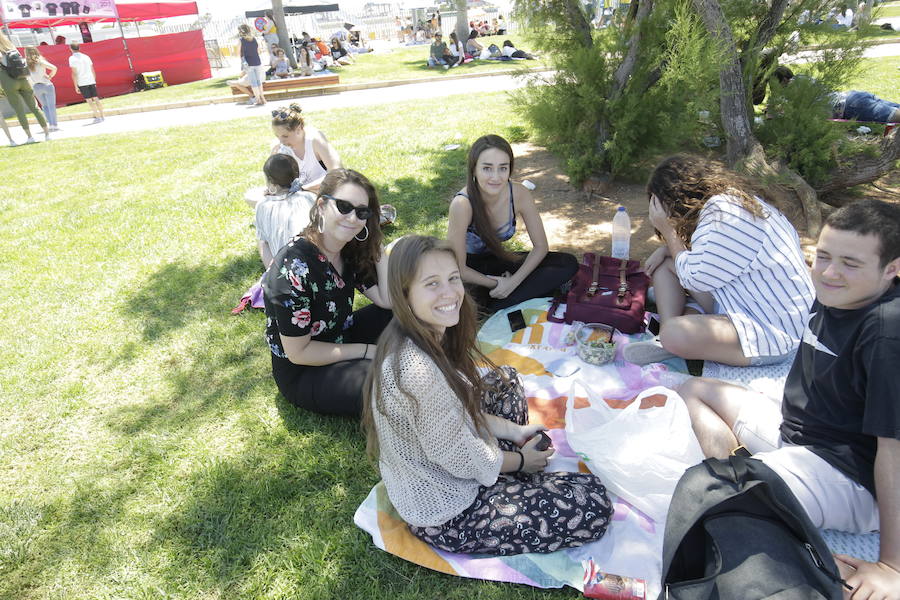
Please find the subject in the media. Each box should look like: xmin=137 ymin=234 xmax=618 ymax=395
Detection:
xmin=25 ymin=136 xmax=37 ymax=144
xmin=7 ymin=140 xmax=16 ymax=147
xmin=622 ymin=339 xmax=678 ymax=365
xmin=443 ymin=64 xmax=449 ymax=70
xmin=91 ymin=118 xmax=102 ymax=124
xmin=49 ymin=126 xmax=60 ymax=132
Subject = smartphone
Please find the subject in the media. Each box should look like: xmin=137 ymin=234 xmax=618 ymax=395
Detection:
xmin=507 ymin=309 xmax=527 ymax=332
xmin=533 ymin=431 xmax=553 ymax=451
xmin=647 ymin=315 xmax=661 ymax=336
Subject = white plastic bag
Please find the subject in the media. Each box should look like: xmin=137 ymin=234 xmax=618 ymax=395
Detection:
xmin=565 ymin=385 xmax=704 ymax=523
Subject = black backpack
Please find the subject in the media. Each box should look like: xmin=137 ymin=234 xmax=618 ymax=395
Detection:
xmin=1 ymin=50 xmax=28 ymax=79
xmin=659 ymin=455 xmax=845 ymax=600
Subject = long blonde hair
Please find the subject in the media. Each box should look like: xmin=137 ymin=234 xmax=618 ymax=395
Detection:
xmin=0 ymin=31 xmax=16 ymax=53
xmin=24 ymin=46 xmax=44 ymax=71
xmin=362 ymin=236 xmax=497 ymax=463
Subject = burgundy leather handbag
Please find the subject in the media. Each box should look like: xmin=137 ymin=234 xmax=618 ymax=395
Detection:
xmin=547 ymin=253 xmax=650 ymax=334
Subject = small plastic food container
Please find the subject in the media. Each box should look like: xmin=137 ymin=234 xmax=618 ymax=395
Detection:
xmin=576 ymin=323 xmax=617 ymax=366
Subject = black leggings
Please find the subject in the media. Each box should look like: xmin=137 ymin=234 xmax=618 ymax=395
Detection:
xmin=271 ymin=303 xmax=392 ymax=417
xmin=466 ymin=251 xmax=578 ymax=313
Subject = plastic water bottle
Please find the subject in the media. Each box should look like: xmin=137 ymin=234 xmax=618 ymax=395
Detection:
xmin=611 ymin=206 xmax=631 ymax=260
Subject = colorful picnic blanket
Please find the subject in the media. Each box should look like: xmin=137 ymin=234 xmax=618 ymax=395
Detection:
xmin=354 ymin=299 xmax=691 ymax=596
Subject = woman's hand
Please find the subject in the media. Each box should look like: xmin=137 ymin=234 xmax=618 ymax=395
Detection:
xmin=512 ymin=423 xmax=547 ymax=447
xmin=644 ymin=246 xmax=670 ymax=277
xmin=487 ymin=274 xmax=516 ymax=299
xmin=519 ymin=434 xmax=554 ymax=472
xmin=649 ymin=195 xmax=675 ymax=236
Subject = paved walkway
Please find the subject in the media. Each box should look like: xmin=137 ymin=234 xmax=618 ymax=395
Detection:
xmin=6 ymin=38 xmax=898 ymax=145
xmin=9 ymin=73 xmax=530 ymax=143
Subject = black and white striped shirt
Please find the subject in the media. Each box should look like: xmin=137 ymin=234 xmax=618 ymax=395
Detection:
xmin=675 ymin=194 xmax=814 ymax=358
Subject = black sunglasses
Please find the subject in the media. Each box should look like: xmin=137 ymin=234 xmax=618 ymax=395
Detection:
xmin=322 ymin=194 xmax=373 ymax=221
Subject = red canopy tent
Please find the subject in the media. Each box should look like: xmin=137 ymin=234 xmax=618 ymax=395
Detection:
xmin=1 ymin=2 xmax=210 ymax=106
xmin=0 ymin=2 xmax=199 ymax=28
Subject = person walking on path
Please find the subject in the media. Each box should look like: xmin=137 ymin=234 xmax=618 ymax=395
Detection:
xmin=0 ymin=31 xmax=50 ymax=143
xmin=25 ymin=46 xmax=59 ymax=132
xmin=238 ymin=24 xmax=266 ymax=107
xmin=68 ymin=43 xmax=104 ymax=123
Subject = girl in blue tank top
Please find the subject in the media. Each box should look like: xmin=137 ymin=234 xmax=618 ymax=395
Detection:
xmin=447 ymin=135 xmax=577 ymax=314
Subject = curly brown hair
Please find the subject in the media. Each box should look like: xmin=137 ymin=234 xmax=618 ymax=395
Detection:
xmin=647 ymin=155 xmax=767 ymax=246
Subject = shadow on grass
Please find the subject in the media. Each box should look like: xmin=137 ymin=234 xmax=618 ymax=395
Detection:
xmin=123 ymin=253 xmax=260 ymax=343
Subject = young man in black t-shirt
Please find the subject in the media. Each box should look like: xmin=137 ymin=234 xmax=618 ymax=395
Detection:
xmin=678 ymin=199 xmax=900 ymax=599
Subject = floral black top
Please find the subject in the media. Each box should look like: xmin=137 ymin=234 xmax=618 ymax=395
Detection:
xmin=262 ymin=236 xmax=373 ymax=361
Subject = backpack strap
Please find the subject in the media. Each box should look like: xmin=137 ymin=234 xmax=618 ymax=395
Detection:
xmin=703 ymin=455 xmax=749 ymax=484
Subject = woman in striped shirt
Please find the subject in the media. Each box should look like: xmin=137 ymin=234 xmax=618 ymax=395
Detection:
xmin=624 ymin=155 xmax=814 ymax=367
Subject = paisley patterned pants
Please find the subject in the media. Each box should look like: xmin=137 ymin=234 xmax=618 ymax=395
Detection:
xmin=408 ymin=367 xmax=613 ymax=555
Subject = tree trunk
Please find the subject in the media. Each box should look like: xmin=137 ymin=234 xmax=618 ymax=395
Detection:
xmin=815 ymin=128 xmax=900 ymax=198
xmin=455 ymin=0 xmax=469 ymax=51
xmin=691 ymin=0 xmax=822 ymax=234
xmin=271 ymin=0 xmax=297 ymax=68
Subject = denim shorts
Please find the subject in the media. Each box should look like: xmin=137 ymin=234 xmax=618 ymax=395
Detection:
xmin=246 ymin=65 xmax=265 ymax=88
xmin=842 ymin=91 xmax=900 ymax=123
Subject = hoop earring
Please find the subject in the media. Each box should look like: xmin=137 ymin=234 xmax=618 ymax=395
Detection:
xmin=317 ymin=213 xmax=324 ymax=234
xmin=354 ymin=224 xmax=369 ymax=242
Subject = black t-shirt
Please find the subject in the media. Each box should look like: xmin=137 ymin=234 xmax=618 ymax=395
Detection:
xmin=780 ymin=281 xmax=900 ymax=496
xmin=262 ymin=236 xmax=372 ymax=364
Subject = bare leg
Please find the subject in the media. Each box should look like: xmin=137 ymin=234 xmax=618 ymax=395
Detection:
xmin=252 ymin=85 xmax=266 ymax=105
xmin=678 ymin=377 xmax=755 ymax=458
xmin=660 ymin=313 xmax=751 ymax=366
xmin=86 ymin=97 xmax=100 ymax=119
xmin=652 ymin=257 xmax=687 ymax=322
xmin=93 ymin=97 xmax=104 ymax=119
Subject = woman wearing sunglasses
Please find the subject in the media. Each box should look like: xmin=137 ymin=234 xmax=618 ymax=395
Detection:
xmin=261 ymin=169 xmax=392 ymax=417
xmin=447 ymin=134 xmax=578 ymax=313
xmin=271 ymin=103 xmax=342 ymax=193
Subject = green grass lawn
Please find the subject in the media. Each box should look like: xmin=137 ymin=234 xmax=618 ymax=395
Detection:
xmin=41 ymin=37 xmax=545 ymax=120
xmin=876 ymin=1 xmax=900 ymax=18
xmin=845 ymin=55 xmax=900 ymax=100
xmin=0 ymin=91 xmax=583 ymax=600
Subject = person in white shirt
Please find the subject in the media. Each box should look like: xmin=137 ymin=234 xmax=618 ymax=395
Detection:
xmin=68 ymin=43 xmax=104 ymax=123
xmin=623 ymin=155 xmax=814 ymax=367
xmin=363 ymin=235 xmax=613 ymax=555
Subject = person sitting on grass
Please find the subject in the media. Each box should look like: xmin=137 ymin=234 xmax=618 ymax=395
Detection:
xmin=255 ymin=154 xmax=315 ymax=268
xmin=465 ymin=31 xmax=483 ymax=57
xmin=427 ymin=32 xmax=452 ymax=69
xmin=447 ymin=32 xmax=466 ymax=66
xmin=296 ymin=44 xmax=315 ymax=76
xmin=262 ymin=169 xmax=392 ymax=417
xmin=270 ymin=103 xmax=342 ymax=193
xmin=623 ymin=155 xmax=814 ymax=367
xmin=272 ymin=47 xmax=291 ymax=79
xmin=447 ymin=134 xmax=578 ymax=313
xmin=329 ymin=37 xmax=355 ymax=65
xmin=363 ymin=235 xmax=613 ymax=555
xmin=677 ymin=199 xmax=900 ymax=600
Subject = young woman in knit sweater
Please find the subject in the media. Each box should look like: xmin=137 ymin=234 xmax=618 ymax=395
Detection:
xmin=363 ymin=235 xmax=612 ymax=555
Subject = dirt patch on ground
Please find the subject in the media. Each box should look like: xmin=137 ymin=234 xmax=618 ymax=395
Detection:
xmin=512 ymin=141 xmax=900 ymax=263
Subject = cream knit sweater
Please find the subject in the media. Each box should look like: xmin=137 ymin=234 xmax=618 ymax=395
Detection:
xmin=373 ymin=340 xmax=503 ymax=527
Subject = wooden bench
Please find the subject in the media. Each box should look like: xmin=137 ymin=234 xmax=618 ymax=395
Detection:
xmin=230 ymin=73 xmax=340 ymax=96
